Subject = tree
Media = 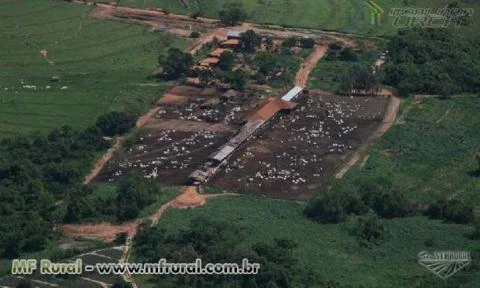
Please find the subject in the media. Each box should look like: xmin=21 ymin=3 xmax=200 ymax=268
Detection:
xmin=159 ymin=48 xmax=193 ymax=80
xmin=112 ymin=280 xmax=133 ymax=288
xmin=226 ymin=69 xmax=248 ymax=91
xmin=264 ymin=36 xmax=274 ymax=51
xmin=189 ymin=31 xmax=200 ymax=38
xmin=218 ymin=2 xmax=248 ymax=26
xmin=239 ymin=29 xmax=261 ymax=53
xmin=300 ymin=37 xmax=315 ymax=49
xmin=198 ymin=68 xmax=215 ymax=87
xmin=282 ymin=37 xmax=298 ymax=47
xmin=349 ymin=213 xmax=385 ymax=246
xmin=339 ymin=47 xmax=358 ymax=61
xmin=116 ymin=172 xmax=159 ymax=221
xmin=96 ymin=111 xmax=136 ymax=137
xmin=218 ymin=51 xmax=235 ymax=71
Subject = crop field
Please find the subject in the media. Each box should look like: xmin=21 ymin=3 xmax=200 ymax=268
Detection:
xmin=0 ymin=0 xmax=187 ymax=136
xmin=144 ymin=195 xmax=480 ymax=287
xmin=341 ymin=96 xmax=480 ymax=206
xmin=96 ymin=0 xmax=480 ymax=35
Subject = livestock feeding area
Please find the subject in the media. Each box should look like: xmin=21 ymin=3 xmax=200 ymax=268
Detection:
xmin=5 ymin=1 xmax=478 ymax=288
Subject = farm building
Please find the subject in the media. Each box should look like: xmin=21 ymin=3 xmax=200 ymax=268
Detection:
xmin=199 ymin=57 xmax=220 ymax=67
xmin=281 ymin=86 xmax=303 ymax=101
xmin=247 ymin=98 xmax=298 ymax=121
xmin=227 ymin=31 xmax=243 ymax=39
xmin=221 ymin=39 xmax=240 ymax=49
xmin=209 ymin=48 xmax=232 ymax=58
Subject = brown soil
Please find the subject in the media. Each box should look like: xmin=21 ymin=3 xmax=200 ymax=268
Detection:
xmin=212 ymin=91 xmax=389 ymax=200
xmin=335 ymin=93 xmax=400 ymax=179
xmin=84 ymin=137 xmax=124 ymax=184
xmin=295 ymin=45 xmax=327 ymax=87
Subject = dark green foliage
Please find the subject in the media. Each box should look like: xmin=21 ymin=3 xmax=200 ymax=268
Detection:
xmin=226 ymin=69 xmax=248 ymax=91
xmin=0 ymin=126 xmax=108 ymax=257
xmin=96 ymin=111 xmax=136 ymax=137
xmin=383 ymin=28 xmax=480 ymax=96
xmin=159 ymin=48 xmax=194 ymax=80
xmin=133 ymin=217 xmax=336 ymax=287
xmin=116 ymin=172 xmax=159 ymax=221
xmin=339 ymin=47 xmax=358 ymax=61
xmin=218 ymin=2 xmax=247 ymax=26
xmin=253 ymin=51 xmax=300 ymax=87
xmin=112 ymin=279 xmax=133 ymax=288
xmin=16 ymin=279 xmax=33 ymax=288
xmin=189 ymin=31 xmax=201 ymax=38
xmin=217 ymin=51 xmax=235 ymax=71
xmin=305 ymin=185 xmax=367 ymax=223
xmin=239 ymin=29 xmax=261 ymax=53
xmin=282 ymin=37 xmax=298 ymax=47
xmin=427 ymin=199 xmax=474 ymax=224
xmin=198 ymin=69 xmax=215 ymax=87
xmin=114 ymin=232 xmax=129 ymax=245
xmin=299 ymin=37 xmax=315 ymax=49
xmin=348 ymin=213 xmax=385 ymax=246
xmin=340 ymin=63 xmax=378 ymax=95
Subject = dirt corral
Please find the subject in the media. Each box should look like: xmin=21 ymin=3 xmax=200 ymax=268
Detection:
xmin=211 ymin=91 xmax=388 ymax=200
xmin=95 ymin=85 xmax=266 ymax=185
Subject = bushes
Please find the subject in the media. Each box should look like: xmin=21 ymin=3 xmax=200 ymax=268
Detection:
xmin=348 ymin=213 xmax=385 ymax=246
xmin=158 ymin=48 xmax=194 ymax=80
xmin=96 ymin=111 xmax=136 ymax=137
xmin=189 ymin=31 xmax=200 ymax=38
xmin=427 ymin=199 xmax=474 ymax=224
xmin=304 ymin=185 xmax=367 ymax=223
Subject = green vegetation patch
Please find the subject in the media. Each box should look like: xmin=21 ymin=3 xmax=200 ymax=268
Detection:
xmin=142 ymin=195 xmax=479 ymax=287
xmin=0 ymin=0 xmax=187 ymax=136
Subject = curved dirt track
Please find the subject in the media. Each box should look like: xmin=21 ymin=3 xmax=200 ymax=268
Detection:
xmin=335 ymin=94 xmax=401 ymax=179
xmin=295 ymin=45 xmax=327 ymax=87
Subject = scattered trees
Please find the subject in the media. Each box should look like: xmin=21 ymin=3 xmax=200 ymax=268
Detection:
xmin=133 ymin=217 xmax=333 ymax=287
xmin=226 ymin=69 xmax=248 ymax=91
xmin=219 ymin=2 xmax=248 ymax=26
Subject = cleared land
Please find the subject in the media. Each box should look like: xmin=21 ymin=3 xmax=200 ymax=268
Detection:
xmin=0 ymin=0 xmax=187 ymax=136
xmin=212 ymin=91 xmax=388 ymax=200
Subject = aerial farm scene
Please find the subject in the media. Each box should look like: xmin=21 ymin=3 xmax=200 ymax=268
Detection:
xmin=0 ymin=0 xmax=479 ymax=287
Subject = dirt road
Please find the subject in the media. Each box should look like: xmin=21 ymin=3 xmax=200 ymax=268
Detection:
xmin=295 ymin=45 xmax=327 ymax=87
xmin=83 ymin=137 xmax=124 ymax=184
xmin=335 ymin=94 xmax=401 ymax=179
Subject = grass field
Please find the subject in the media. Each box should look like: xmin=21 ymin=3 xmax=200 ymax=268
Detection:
xmin=342 ymin=97 xmax=480 ymax=206
xmin=99 ymin=0 xmax=480 ymax=36
xmin=143 ymin=195 xmax=479 ymax=287
xmin=0 ymin=0 xmax=187 ymax=136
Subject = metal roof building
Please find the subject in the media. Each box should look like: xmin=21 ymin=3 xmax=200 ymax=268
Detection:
xmin=227 ymin=31 xmax=243 ymax=39
xmin=281 ymin=86 xmax=303 ymax=102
